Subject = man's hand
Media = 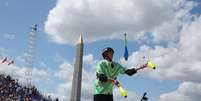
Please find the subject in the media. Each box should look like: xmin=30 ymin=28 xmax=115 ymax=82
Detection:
xmin=96 ymin=73 xmax=108 ymax=82
xmin=125 ymin=68 xmax=137 ymax=76
xmin=125 ymin=64 xmax=147 ymax=76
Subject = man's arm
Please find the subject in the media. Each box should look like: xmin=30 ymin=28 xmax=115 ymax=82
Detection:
xmin=125 ymin=68 xmax=137 ymax=76
xmin=125 ymin=64 xmax=147 ymax=76
xmin=96 ymin=60 xmax=108 ymax=82
xmin=96 ymin=73 xmax=108 ymax=82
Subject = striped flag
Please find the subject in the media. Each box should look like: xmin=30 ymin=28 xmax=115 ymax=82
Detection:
xmin=124 ymin=33 xmax=128 ymax=61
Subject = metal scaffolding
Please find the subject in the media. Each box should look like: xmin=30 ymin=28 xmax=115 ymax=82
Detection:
xmin=24 ymin=24 xmax=37 ymax=86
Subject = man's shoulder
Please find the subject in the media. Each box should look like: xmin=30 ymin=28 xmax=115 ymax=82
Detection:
xmin=98 ymin=59 xmax=108 ymax=64
xmin=112 ymin=61 xmax=120 ymax=66
xmin=112 ymin=62 xmax=126 ymax=69
xmin=97 ymin=60 xmax=108 ymax=69
xmin=98 ymin=60 xmax=120 ymax=66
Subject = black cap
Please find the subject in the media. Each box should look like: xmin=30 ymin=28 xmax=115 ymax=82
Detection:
xmin=102 ymin=47 xmax=114 ymax=58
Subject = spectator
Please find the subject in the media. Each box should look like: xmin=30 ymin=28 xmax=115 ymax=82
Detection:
xmin=0 ymin=73 xmax=57 ymax=101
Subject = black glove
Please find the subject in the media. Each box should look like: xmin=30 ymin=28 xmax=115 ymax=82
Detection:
xmin=96 ymin=73 xmax=108 ymax=82
xmin=125 ymin=68 xmax=137 ymax=76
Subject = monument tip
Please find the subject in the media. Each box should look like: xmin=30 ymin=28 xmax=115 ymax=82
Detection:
xmin=77 ymin=34 xmax=83 ymax=44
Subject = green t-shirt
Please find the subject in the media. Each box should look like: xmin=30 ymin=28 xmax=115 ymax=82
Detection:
xmin=94 ymin=59 xmax=127 ymax=95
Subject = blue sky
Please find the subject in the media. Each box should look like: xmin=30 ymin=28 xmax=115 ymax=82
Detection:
xmin=1 ymin=0 xmax=201 ymax=101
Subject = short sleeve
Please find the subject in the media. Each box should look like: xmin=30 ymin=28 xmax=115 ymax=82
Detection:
xmin=96 ymin=61 xmax=105 ymax=74
xmin=117 ymin=63 xmax=127 ymax=74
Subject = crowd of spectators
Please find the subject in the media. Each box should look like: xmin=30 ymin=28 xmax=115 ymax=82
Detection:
xmin=0 ymin=73 xmax=58 ymax=101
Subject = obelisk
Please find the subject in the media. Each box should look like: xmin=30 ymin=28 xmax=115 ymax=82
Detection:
xmin=70 ymin=34 xmax=84 ymax=101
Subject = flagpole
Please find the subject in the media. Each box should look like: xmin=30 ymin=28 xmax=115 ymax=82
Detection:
xmin=124 ymin=33 xmax=127 ymax=46
xmin=124 ymin=33 xmax=128 ymax=61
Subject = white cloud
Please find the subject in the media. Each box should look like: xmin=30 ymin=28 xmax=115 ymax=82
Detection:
xmin=54 ymin=62 xmax=74 ymax=80
xmin=0 ymin=64 xmax=52 ymax=84
xmin=54 ymin=54 xmax=97 ymax=80
xmin=120 ymin=15 xmax=201 ymax=83
xmin=83 ymin=54 xmax=97 ymax=67
xmin=52 ymin=63 xmax=95 ymax=101
xmin=179 ymin=15 xmax=201 ymax=61
xmin=52 ymin=54 xmax=96 ymax=101
xmin=2 ymin=33 xmax=16 ymax=40
xmin=152 ymin=0 xmax=198 ymax=43
xmin=45 ymin=0 xmax=179 ymax=44
xmin=0 ymin=47 xmax=15 ymax=57
xmin=160 ymin=82 xmax=201 ymax=101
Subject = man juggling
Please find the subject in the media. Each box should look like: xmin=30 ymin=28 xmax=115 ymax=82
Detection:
xmin=93 ymin=47 xmax=148 ymax=101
